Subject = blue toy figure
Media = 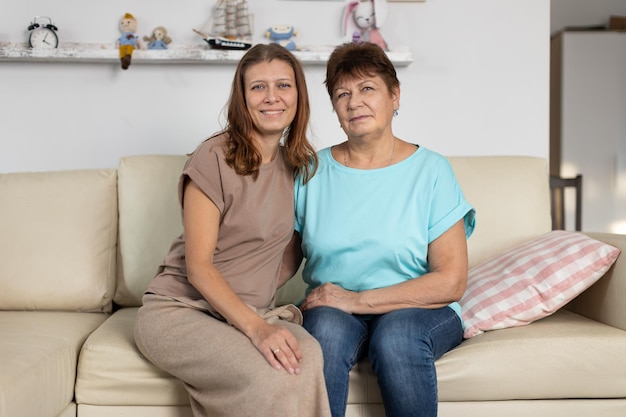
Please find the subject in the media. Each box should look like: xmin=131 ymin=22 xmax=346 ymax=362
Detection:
xmin=143 ymin=26 xmax=172 ymax=50
xmin=265 ymin=24 xmax=297 ymax=51
xmin=116 ymin=13 xmax=141 ymax=70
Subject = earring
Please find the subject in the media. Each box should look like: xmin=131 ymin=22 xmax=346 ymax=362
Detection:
xmin=393 ymin=109 xmax=399 ymax=117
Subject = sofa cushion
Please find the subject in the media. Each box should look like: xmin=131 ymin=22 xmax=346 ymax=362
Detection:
xmin=75 ymin=307 xmax=189 ymax=406
xmin=75 ymin=307 xmax=382 ymax=408
xmin=350 ymin=311 xmax=626 ymax=404
xmin=460 ymin=231 xmax=621 ymax=338
xmin=0 ymin=169 xmax=117 ymax=312
xmin=437 ymin=310 xmax=626 ymax=401
xmin=115 ymin=155 xmax=187 ymax=307
xmin=0 ymin=311 xmax=107 ymax=417
xmin=76 ymin=308 xmax=626 ymax=409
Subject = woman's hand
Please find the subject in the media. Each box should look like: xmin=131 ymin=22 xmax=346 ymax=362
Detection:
xmin=248 ymin=320 xmax=303 ymax=375
xmin=300 ymin=282 xmax=358 ymax=313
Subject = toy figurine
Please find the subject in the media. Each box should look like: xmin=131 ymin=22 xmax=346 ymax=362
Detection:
xmin=116 ymin=13 xmax=141 ymax=70
xmin=265 ymin=24 xmax=298 ymax=51
xmin=343 ymin=0 xmax=389 ymax=51
xmin=143 ymin=26 xmax=172 ymax=50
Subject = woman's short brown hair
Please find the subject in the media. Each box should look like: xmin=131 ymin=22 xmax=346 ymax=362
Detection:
xmin=325 ymin=42 xmax=400 ymax=101
xmin=224 ymin=43 xmax=317 ymax=182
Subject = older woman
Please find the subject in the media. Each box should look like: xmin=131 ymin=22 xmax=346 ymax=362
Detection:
xmin=294 ymin=42 xmax=476 ymax=417
xmin=134 ymin=44 xmax=330 ymax=417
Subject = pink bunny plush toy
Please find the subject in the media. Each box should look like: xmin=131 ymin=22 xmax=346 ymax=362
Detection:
xmin=343 ymin=0 xmax=389 ymax=51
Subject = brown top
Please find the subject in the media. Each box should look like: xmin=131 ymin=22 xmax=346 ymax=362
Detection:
xmin=146 ymin=134 xmax=295 ymax=309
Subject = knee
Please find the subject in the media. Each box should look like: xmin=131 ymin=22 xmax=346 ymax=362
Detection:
xmin=297 ymin=331 xmax=324 ymax=364
xmin=303 ymin=307 xmax=351 ymax=346
xmin=369 ymin=311 xmax=434 ymax=368
xmin=303 ymin=307 xmax=366 ymax=362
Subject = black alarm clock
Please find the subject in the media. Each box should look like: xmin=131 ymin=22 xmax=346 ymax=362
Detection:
xmin=28 ymin=16 xmax=59 ymax=49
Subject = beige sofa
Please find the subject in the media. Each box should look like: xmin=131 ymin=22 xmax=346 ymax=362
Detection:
xmin=1 ymin=155 xmax=625 ymax=417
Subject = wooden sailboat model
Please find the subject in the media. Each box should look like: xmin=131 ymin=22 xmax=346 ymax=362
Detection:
xmin=193 ymin=0 xmax=253 ymax=50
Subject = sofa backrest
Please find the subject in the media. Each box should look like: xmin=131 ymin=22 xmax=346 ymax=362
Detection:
xmin=448 ymin=156 xmax=552 ymax=268
xmin=0 ymin=169 xmax=118 ymax=312
xmin=115 ymin=154 xmax=552 ymax=308
xmin=114 ymin=155 xmax=187 ymax=307
xmin=277 ymin=156 xmax=553 ymax=304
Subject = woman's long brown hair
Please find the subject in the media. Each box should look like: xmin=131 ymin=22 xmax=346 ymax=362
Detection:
xmin=222 ymin=43 xmax=317 ymax=183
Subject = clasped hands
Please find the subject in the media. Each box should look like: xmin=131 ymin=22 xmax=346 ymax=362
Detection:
xmin=300 ymin=282 xmax=358 ymax=313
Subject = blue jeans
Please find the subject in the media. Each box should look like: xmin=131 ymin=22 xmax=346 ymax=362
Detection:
xmin=303 ymin=306 xmax=463 ymax=417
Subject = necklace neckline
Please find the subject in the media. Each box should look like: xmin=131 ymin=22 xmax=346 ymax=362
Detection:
xmin=343 ymin=139 xmax=396 ymax=169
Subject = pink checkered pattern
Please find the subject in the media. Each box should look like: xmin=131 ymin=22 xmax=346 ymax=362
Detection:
xmin=460 ymin=231 xmax=621 ymax=339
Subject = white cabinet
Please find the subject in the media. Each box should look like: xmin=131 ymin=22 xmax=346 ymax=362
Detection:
xmin=550 ymin=31 xmax=626 ymax=234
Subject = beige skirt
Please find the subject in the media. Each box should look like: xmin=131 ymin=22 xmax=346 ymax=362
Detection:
xmin=134 ymin=293 xmax=331 ymax=417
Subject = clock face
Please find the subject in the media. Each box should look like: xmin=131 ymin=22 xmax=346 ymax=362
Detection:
xmin=29 ymin=27 xmax=58 ymax=49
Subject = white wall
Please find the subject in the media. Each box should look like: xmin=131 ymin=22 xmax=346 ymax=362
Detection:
xmin=0 ymin=0 xmax=549 ymax=173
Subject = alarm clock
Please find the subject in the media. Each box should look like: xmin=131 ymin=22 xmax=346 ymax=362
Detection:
xmin=28 ymin=16 xmax=58 ymax=49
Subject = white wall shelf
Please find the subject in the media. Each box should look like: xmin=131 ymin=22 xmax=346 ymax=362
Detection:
xmin=0 ymin=42 xmax=413 ymax=66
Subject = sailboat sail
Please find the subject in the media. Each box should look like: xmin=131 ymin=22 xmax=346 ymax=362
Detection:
xmin=236 ymin=1 xmax=252 ymax=39
xmin=224 ymin=1 xmax=237 ymax=38
xmin=212 ymin=2 xmax=227 ymax=36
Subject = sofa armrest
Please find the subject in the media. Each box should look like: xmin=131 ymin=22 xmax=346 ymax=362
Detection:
xmin=566 ymin=232 xmax=626 ymax=331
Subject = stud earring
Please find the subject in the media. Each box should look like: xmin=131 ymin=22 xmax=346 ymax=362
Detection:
xmin=393 ymin=109 xmax=399 ymax=117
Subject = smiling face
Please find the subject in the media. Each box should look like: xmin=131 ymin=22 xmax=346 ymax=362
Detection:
xmin=332 ymin=73 xmax=399 ymax=141
xmin=244 ymin=60 xmax=298 ymax=143
xmin=119 ymin=17 xmax=137 ymax=33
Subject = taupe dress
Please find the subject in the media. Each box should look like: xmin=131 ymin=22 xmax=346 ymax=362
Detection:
xmin=134 ymin=135 xmax=330 ymax=417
